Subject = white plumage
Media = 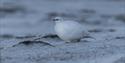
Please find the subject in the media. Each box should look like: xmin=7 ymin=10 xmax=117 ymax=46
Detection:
xmin=53 ymin=17 xmax=85 ymax=42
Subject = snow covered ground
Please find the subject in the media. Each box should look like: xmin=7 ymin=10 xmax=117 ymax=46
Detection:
xmin=0 ymin=0 xmax=125 ymax=63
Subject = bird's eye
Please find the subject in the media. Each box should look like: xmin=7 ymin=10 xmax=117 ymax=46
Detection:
xmin=55 ymin=19 xmax=59 ymax=21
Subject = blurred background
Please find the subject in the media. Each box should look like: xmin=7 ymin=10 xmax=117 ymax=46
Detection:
xmin=0 ymin=0 xmax=125 ymax=63
xmin=0 ymin=0 xmax=125 ymax=37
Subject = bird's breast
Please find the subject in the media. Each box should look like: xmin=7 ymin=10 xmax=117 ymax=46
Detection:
xmin=55 ymin=23 xmax=70 ymax=35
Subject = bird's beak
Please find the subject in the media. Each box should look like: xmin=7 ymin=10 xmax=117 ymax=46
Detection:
xmin=52 ymin=19 xmax=56 ymax=21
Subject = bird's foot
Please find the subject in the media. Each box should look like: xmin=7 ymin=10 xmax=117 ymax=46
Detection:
xmin=65 ymin=39 xmax=81 ymax=43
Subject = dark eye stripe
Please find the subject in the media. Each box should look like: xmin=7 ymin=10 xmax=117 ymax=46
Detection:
xmin=53 ymin=19 xmax=59 ymax=21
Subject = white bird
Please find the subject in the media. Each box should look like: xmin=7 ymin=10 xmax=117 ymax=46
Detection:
xmin=53 ymin=17 xmax=87 ymax=42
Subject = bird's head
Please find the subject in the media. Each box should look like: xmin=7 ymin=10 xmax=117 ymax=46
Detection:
xmin=52 ymin=17 xmax=63 ymax=22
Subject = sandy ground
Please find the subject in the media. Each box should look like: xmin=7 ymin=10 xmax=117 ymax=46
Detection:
xmin=0 ymin=0 xmax=125 ymax=63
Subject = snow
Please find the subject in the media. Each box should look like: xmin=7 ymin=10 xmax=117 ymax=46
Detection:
xmin=0 ymin=0 xmax=125 ymax=63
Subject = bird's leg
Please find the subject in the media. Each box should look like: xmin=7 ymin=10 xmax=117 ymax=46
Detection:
xmin=72 ymin=39 xmax=81 ymax=42
xmin=65 ymin=39 xmax=81 ymax=43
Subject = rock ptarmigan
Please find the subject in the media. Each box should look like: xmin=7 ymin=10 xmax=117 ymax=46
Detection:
xmin=53 ymin=17 xmax=87 ymax=42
